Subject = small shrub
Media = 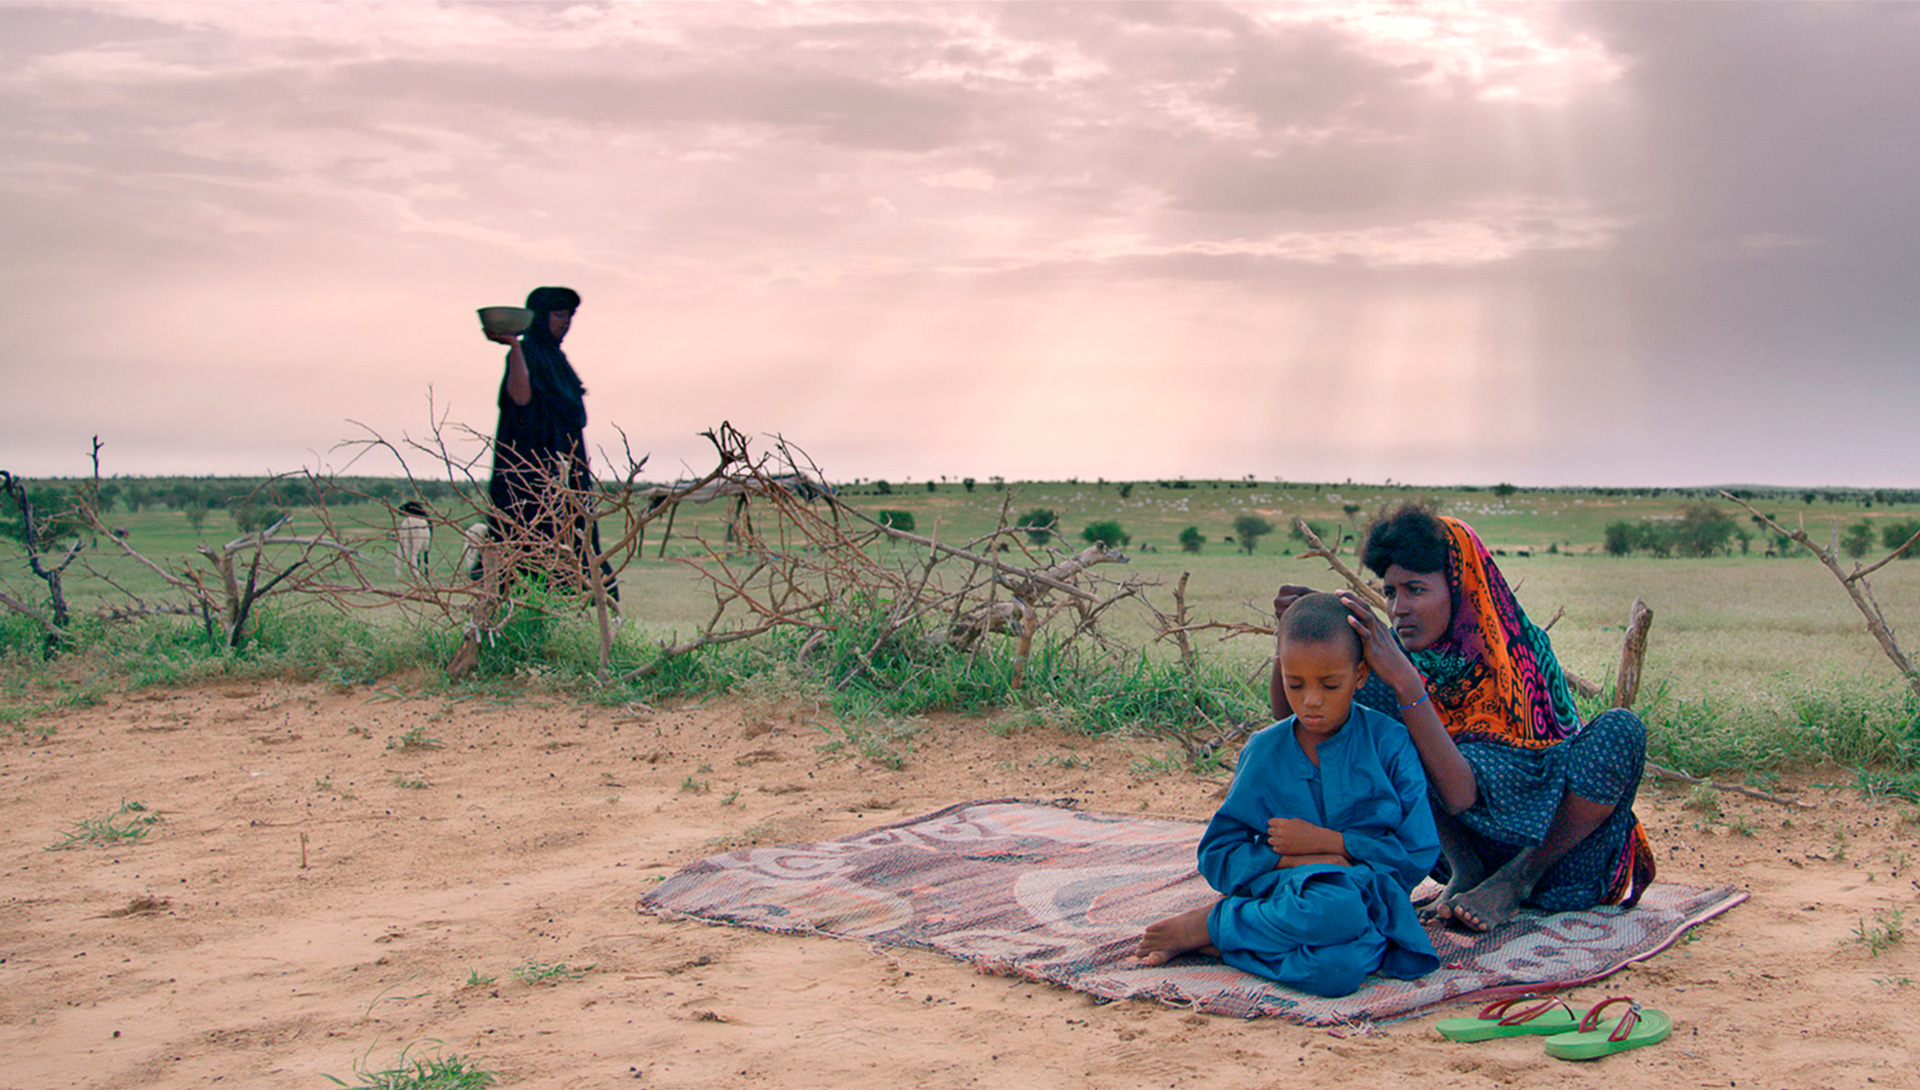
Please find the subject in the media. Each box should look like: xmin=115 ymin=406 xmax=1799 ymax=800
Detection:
xmin=1080 ymin=520 xmax=1128 ymax=548
xmin=1178 ymin=526 xmax=1205 ymax=553
xmin=1232 ymin=515 xmax=1274 ymax=555
xmin=231 ymin=504 xmax=288 ymax=533
xmin=1016 ymin=508 xmax=1058 ymax=545
xmin=1843 ymin=520 xmax=1875 ymax=559
xmin=876 ymin=509 xmax=916 ymax=533
xmin=1881 ymin=519 xmax=1920 ymax=558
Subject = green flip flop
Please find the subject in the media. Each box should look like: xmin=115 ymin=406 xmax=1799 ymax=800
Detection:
xmin=1436 ymin=994 xmax=1579 ymax=1042
xmin=1543 ymin=997 xmax=1672 ymax=1061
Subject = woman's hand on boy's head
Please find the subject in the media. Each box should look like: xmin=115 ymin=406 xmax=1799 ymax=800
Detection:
xmin=1340 ymin=593 xmax=1422 ymax=693
xmin=1273 ymin=584 xmax=1317 ymax=620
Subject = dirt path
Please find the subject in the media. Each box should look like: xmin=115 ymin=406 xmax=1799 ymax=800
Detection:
xmin=1 ymin=680 xmax=1915 ymax=1089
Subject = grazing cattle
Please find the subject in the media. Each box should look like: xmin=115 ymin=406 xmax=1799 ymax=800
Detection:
xmin=395 ymin=501 xmax=431 ymax=578
xmin=457 ymin=521 xmax=491 ymax=581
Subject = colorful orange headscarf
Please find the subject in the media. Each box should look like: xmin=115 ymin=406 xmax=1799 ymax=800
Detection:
xmin=1411 ymin=517 xmax=1578 ymax=749
xmin=1415 ymin=517 xmax=1655 ymax=904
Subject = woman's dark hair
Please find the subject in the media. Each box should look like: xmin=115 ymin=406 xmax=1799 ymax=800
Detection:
xmin=522 ymin=285 xmax=581 ymax=347
xmin=1361 ymin=503 xmax=1450 ymax=577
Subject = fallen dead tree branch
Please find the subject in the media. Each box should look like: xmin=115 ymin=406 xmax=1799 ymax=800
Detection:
xmin=1645 ymin=763 xmax=1811 ymax=808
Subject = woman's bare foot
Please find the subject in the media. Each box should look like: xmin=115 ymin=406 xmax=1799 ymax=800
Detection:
xmin=1436 ymin=849 xmax=1540 ymax=931
xmin=1129 ymin=904 xmax=1218 ymax=967
xmin=1439 ymin=874 xmax=1527 ymax=931
xmin=1422 ymin=815 xmax=1488 ymax=921
xmin=1421 ymin=864 xmax=1490 ymax=922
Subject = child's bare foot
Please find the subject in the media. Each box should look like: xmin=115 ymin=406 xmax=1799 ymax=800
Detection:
xmin=1128 ymin=904 xmax=1218 ymax=967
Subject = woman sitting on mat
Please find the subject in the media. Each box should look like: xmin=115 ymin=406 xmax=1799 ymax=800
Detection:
xmin=1275 ymin=504 xmax=1655 ymax=932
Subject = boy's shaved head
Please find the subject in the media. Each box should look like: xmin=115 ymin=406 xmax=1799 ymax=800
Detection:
xmin=1280 ymin=592 xmax=1363 ymax=661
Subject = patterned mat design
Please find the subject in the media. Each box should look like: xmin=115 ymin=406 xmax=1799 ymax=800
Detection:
xmin=638 ymin=799 xmax=1745 ymax=1024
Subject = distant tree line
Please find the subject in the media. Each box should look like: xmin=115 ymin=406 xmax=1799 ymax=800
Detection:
xmin=1604 ymin=504 xmax=1748 ymax=558
xmin=0 ymin=476 xmax=484 ymax=545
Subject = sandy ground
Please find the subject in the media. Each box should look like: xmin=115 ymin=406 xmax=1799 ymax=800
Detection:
xmin=2 ymin=679 xmax=1917 ymax=1090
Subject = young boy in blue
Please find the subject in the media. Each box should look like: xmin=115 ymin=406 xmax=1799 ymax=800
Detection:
xmin=1131 ymin=593 xmax=1441 ymax=997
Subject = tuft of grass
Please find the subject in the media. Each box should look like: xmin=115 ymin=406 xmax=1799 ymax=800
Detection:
xmin=705 ymin=819 xmax=779 ymax=852
xmin=1856 ymin=768 xmax=1920 ymax=804
xmin=814 ymin=715 xmax=925 ymax=771
xmin=679 ymin=776 xmax=709 ymax=794
xmin=1854 ymin=908 xmax=1907 ymax=956
xmin=46 ymin=800 xmax=157 ymax=851
xmin=387 ymin=726 xmax=444 ymax=752
xmin=1129 ymin=748 xmax=1187 ymax=778
xmin=463 ymin=968 xmax=496 ymax=988
xmin=323 ymin=1050 xmax=496 ymax=1090
xmin=385 ymin=729 xmax=441 ymax=752
xmin=1681 ymin=786 xmax=1722 ymax=817
xmin=512 ymin=960 xmax=590 ymax=985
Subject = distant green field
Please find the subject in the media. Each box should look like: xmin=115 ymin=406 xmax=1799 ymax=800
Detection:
xmin=6 ymin=478 xmax=1918 ymax=713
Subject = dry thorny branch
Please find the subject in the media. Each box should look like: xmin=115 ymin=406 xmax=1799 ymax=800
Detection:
xmin=626 ymin=428 xmax=1158 ymax=694
xmin=5 ymin=423 xmax=1169 ymax=692
xmin=1723 ymin=490 xmax=1920 ymax=704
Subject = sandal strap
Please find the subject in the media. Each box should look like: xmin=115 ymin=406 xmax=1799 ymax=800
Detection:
xmin=1477 ymin=994 xmax=1573 ymax=1026
xmin=1577 ymin=996 xmax=1643 ymax=1041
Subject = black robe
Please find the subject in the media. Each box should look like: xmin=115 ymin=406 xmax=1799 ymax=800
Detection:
xmin=485 ymin=331 xmax=615 ymax=598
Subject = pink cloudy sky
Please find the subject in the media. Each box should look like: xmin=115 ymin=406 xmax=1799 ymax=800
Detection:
xmin=4 ymin=2 xmax=1918 ymax=486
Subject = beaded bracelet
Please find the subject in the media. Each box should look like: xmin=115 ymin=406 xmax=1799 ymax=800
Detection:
xmin=1399 ymin=692 xmax=1430 ymax=712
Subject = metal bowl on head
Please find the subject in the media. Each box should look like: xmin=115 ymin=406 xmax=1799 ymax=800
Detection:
xmin=477 ymin=306 xmax=534 ymax=337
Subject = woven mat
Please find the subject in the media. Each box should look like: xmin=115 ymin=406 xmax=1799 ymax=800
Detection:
xmin=638 ymin=799 xmax=1744 ymax=1024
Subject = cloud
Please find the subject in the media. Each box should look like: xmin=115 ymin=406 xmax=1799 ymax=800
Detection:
xmin=1 ymin=2 xmax=1916 ymax=486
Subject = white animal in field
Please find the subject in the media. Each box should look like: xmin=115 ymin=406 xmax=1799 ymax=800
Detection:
xmin=395 ymin=501 xmax=431 ymax=578
xmin=458 ymin=521 xmax=490 ymax=579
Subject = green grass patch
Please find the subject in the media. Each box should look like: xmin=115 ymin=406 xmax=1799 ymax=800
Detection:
xmin=1637 ymin=675 xmax=1920 ymax=776
xmin=323 ymin=1049 xmax=496 ymax=1090
xmin=46 ymin=800 xmax=157 ymax=850
xmin=1854 ymin=908 xmax=1907 ymax=957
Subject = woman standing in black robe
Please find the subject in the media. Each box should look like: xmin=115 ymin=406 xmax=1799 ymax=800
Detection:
xmin=482 ymin=285 xmax=617 ymax=603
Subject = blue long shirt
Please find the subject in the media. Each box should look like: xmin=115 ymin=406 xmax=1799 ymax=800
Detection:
xmin=1196 ymin=704 xmax=1441 ymax=993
